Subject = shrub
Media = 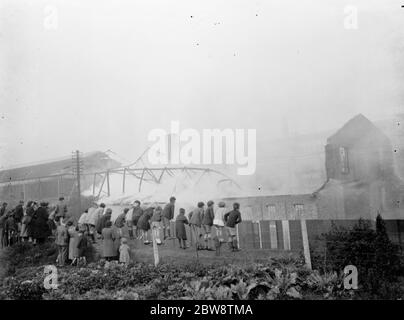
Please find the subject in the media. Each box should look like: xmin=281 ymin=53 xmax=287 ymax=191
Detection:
xmin=0 ymin=242 xmax=58 ymax=277
xmin=317 ymin=215 xmax=403 ymax=298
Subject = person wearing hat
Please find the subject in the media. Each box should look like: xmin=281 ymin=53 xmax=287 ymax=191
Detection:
xmin=137 ymin=206 xmax=153 ymax=245
xmin=189 ymin=202 xmax=205 ymax=250
xmin=101 ymin=220 xmax=116 ymax=261
xmin=86 ymin=203 xmax=100 ymax=242
xmin=67 ymin=220 xmax=78 ymax=264
xmin=131 ymin=200 xmax=143 ymax=239
xmin=78 ymin=209 xmax=89 ymax=232
xmin=14 ymin=201 xmax=24 ymax=235
xmin=25 ymin=201 xmax=35 ymax=242
xmin=33 ymin=202 xmax=50 ymax=245
xmin=4 ymin=211 xmax=18 ymax=246
xmin=202 ymin=200 xmax=215 ymax=251
xmin=125 ymin=203 xmax=134 ymax=240
xmin=76 ymin=225 xmax=89 ymax=266
xmin=175 ymin=208 xmax=189 ymax=249
xmin=150 ymin=206 xmax=163 ymax=245
xmin=55 ymin=197 xmax=68 ymax=222
xmin=162 ymin=197 xmax=176 ymax=240
xmin=96 ymin=208 xmax=112 ymax=235
xmin=224 ymin=203 xmax=242 ymax=252
xmin=119 ymin=237 xmax=131 ymax=265
xmin=213 ymin=202 xmax=227 ymax=243
xmin=114 ymin=208 xmax=128 ymax=237
xmin=55 ymin=216 xmax=69 ymax=266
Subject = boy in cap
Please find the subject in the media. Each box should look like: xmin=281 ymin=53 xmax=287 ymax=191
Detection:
xmin=224 ymin=203 xmax=242 ymax=252
xmin=162 ymin=196 xmax=176 ymax=240
xmin=189 ymin=202 xmax=205 ymax=250
xmin=202 ymin=200 xmax=215 ymax=250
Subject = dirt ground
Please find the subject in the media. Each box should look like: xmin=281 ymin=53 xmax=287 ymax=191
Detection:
xmin=94 ymin=225 xmax=299 ymax=266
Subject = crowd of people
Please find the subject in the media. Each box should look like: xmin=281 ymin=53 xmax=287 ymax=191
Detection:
xmin=0 ymin=197 xmax=68 ymax=248
xmin=0 ymin=195 xmax=243 ymax=267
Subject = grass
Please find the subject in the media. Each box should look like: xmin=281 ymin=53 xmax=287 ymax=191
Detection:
xmin=94 ymin=225 xmax=299 ymax=266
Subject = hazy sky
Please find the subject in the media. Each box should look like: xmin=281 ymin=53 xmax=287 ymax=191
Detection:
xmin=1 ymin=0 xmax=403 ymax=168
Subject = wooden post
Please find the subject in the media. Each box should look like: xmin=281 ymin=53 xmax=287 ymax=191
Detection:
xmin=152 ymin=226 xmax=160 ymax=267
xmin=269 ymin=221 xmax=278 ymax=249
xmin=258 ymin=221 xmax=263 ymax=249
xmin=282 ymin=220 xmax=291 ymax=250
xmin=301 ymin=219 xmax=312 ymax=270
xmin=22 ymin=183 xmax=26 ymax=202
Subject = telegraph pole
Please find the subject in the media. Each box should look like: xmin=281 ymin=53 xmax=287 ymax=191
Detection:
xmin=72 ymin=150 xmax=83 ymax=215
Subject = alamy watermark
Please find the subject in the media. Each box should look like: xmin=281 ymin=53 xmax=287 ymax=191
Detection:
xmin=147 ymin=121 xmax=256 ymax=175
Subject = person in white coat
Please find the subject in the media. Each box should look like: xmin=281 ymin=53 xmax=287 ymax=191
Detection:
xmin=78 ymin=209 xmax=89 ymax=231
xmin=86 ymin=203 xmax=104 ymax=242
xmin=213 ymin=201 xmax=227 ymax=243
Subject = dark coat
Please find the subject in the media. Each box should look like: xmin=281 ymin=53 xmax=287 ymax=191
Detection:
xmin=224 ymin=210 xmax=242 ymax=228
xmin=137 ymin=208 xmax=153 ymax=231
xmin=32 ymin=206 xmax=50 ymax=239
xmin=102 ymin=227 xmax=116 ymax=257
xmin=175 ymin=215 xmax=188 ymax=240
xmin=14 ymin=204 xmax=24 ymax=223
xmin=189 ymin=208 xmax=203 ymax=227
xmin=114 ymin=213 xmax=126 ymax=228
xmin=132 ymin=207 xmax=143 ymax=225
xmin=76 ymin=233 xmax=88 ymax=257
xmin=26 ymin=206 xmax=35 ymax=237
xmin=5 ymin=216 xmax=17 ymax=233
xmin=96 ymin=213 xmax=111 ymax=234
xmin=202 ymin=207 xmax=214 ymax=226
xmin=163 ymin=203 xmax=175 ymax=220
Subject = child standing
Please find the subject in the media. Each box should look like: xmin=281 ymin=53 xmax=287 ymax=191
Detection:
xmin=137 ymin=207 xmax=153 ymax=245
xmin=175 ymin=208 xmax=188 ymax=249
xmin=150 ymin=206 xmax=163 ymax=245
xmin=67 ymin=221 xmax=78 ymax=265
xmin=55 ymin=217 xmax=69 ymax=266
xmin=213 ymin=202 xmax=226 ymax=243
xmin=119 ymin=237 xmax=131 ymax=265
xmin=76 ymin=226 xmax=89 ymax=266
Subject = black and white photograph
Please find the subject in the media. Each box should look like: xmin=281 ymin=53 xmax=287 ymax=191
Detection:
xmin=0 ymin=0 xmax=404 ymax=307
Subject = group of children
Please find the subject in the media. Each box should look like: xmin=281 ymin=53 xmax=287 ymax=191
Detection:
xmin=100 ymin=197 xmax=243 ymax=253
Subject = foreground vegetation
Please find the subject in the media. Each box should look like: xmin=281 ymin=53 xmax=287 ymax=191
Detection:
xmin=1 ymin=215 xmax=403 ymax=300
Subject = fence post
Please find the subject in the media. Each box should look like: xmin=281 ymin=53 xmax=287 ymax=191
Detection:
xmin=301 ymin=219 xmax=312 ymax=270
xmin=152 ymin=226 xmax=160 ymax=267
xmin=269 ymin=221 xmax=278 ymax=249
xmin=282 ymin=220 xmax=291 ymax=250
xmin=258 ymin=221 xmax=263 ymax=249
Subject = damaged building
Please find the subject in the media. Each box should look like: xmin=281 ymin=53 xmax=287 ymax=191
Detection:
xmin=224 ymin=114 xmax=404 ymax=221
xmin=314 ymin=114 xmax=404 ymax=219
